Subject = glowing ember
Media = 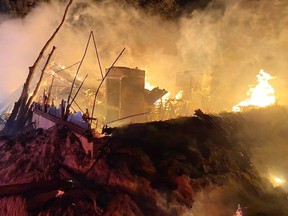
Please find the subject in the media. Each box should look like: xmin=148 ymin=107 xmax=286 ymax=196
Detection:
xmin=56 ymin=190 xmax=65 ymax=197
xmin=271 ymin=176 xmax=286 ymax=187
xmin=59 ymin=65 xmax=66 ymax=69
xmin=161 ymin=92 xmax=171 ymax=102
xmin=145 ymin=80 xmax=155 ymax=91
xmin=232 ymin=70 xmax=276 ymax=112
xmin=175 ymin=90 xmax=183 ymax=100
xmin=233 ymin=204 xmax=243 ymax=216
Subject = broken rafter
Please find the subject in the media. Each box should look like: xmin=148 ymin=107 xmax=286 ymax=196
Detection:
xmin=91 ymin=31 xmax=104 ymax=78
xmin=26 ymin=46 xmax=57 ymax=108
xmin=66 ymin=32 xmax=93 ymax=108
xmin=66 ymin=31 xmax=103 ymax=109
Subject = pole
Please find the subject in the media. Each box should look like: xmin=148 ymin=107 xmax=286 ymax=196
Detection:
xmin=91 ymin=31 xmax=103 ymax=79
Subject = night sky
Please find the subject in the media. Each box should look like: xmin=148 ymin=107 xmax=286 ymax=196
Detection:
xmin=1 ymin=0 xmax=213 ymax=18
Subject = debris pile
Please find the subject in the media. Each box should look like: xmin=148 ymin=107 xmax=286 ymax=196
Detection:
xmin=0 ymin=108 xmax=287 ymax=215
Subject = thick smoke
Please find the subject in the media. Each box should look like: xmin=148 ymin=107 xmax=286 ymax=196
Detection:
xmin=1 ymin=0 xmax=288 ymax=110
xmin=177 ymin=0 xmax=288 ymax=111
xmin=1 ymin=2 xmax=288 ymax=213
xmin=0 ymin=2 xmax=65 ymax=101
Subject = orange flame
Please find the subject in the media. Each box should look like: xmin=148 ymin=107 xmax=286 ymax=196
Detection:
xmin=175 ymin=90 xmax=183 ymax=100
xmin=56 ymin=190 xmax=65 ymax=197
xmin=232 ymin=70 xmax=276 ymax=112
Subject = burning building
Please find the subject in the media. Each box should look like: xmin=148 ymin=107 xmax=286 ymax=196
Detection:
xmin=232 ymin=70 xmax=276 ymax=112
xmin=2 ymin=0 xmax=288 ymax=215
xmin=105 ymin=67 xmax=146 ymax=125
xmin=174 ymin=70 xmax=212 ymax=113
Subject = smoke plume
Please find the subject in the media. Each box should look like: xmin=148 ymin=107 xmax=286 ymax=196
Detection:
xmin=1 ymin=2 xmax=288 ymax=213
xmin=1 ymin=0 xmax=288 ymax=110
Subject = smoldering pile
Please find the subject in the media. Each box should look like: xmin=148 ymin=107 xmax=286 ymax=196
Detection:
xmin=0 ymin=108 xmax=287 ymax=215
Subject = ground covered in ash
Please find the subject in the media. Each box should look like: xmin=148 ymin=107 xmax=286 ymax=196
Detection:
xmin=0 ymin=107 xmax=288 ymax=215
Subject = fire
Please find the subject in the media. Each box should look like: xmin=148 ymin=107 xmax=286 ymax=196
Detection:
xmin=271 ymin=176 xmax=286 ymax=187
xmin=145 ymin=80 xmax=155 ymax=91
xmin=234 ymin=204 xmax=243 ymax=216
xmin=175 ymin=90 xmax=183 ymax=101
xmin=145 ymin=80 xmax=183 ymax=103
xmin=274 ymin=177 xmax=285 ymax=184
xmin=232 ymin=70 xmax=276 ymax=112
xmin=56 ymin=190 xmax=65 ymax=197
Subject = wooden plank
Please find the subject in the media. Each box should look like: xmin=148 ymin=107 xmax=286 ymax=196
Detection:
xmin=0 ymin=180 xmax=72 ymax=196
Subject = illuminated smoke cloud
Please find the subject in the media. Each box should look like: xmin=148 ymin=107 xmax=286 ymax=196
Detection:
xmin=1 ymin=0 xmax=288 ymax=111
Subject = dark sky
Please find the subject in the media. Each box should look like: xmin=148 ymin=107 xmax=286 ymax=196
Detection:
xmin=0 ymin=0 xmax=212 ymax=18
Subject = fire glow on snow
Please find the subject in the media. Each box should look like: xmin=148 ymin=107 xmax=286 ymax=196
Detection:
xmin=232 ymin=70 xmax=276 ymax=112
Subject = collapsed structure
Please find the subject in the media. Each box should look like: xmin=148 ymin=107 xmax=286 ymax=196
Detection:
xmin=2 ymin=106 xmax=288 ymax=215
xmin=0 ymin=61 xmax=213 ymax=155
xmin=175 ymin=70 xmax=211 ymax=111
xmin=29 ymin=65 xmax=167 ymax=156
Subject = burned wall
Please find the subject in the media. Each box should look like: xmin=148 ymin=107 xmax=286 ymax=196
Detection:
xmin=105 ymin=67 xmax=145 ymax=125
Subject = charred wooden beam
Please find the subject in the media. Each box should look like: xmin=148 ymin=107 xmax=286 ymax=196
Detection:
xmin=0 ymin=180 xmax=72 ymax=197
xmin=59 ymin=167 xmax=103 ymax=215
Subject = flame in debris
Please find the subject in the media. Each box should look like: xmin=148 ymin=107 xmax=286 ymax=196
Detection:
xmin=270 ymin=176 xmax=286 ymax=187
xmin=232 ymin=70 xmax=276 ymax=112
xmin=159 ymin=92 xmax=171 ymax=102
xmin=175 ymin=90 xmax=183 ymax=100
xmin=145 ymin=80 xmax=155 ymax=91
xmin=233 ymin=204 xmax=243 ymax=216
xmin=55 ymin=190 xmax=64 ymax=197
xmin=56 ymin=190 xmax=65 ymax=197
xmin=145 ymin=80 xmax=183 ymax=103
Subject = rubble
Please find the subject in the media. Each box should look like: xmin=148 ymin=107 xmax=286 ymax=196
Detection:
xmin=0 ymin=108 xmax=287 ymax=215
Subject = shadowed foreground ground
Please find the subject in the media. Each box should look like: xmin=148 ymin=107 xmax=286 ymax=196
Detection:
xmin=0 ymin=107 xmax=287 ymax=215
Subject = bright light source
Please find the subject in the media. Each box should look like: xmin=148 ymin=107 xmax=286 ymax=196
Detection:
xmin=270 ymin=176 xmax=286 ymax=187
xmin=145 ymin=80 xmax=155 ymax=90
xmin=56 ymin=190 xmax=65 ymax=197
xmin=274 ymin=177 xmax=285 ymax=185
xmin=232 ymin=69 xmax=276 ymax=112
xmin=175 ymin=90 xmax=183 ymax=100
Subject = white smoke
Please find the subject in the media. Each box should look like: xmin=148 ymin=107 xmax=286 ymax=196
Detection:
xmin=1 ymin=0 xmax=288 ymax=111
xmin=0 ymin=1 xmax=63 ymax=101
